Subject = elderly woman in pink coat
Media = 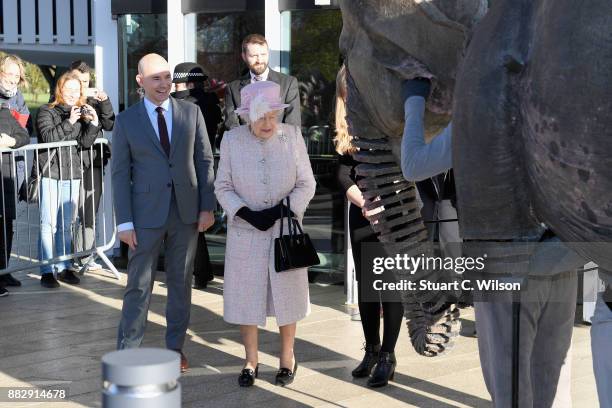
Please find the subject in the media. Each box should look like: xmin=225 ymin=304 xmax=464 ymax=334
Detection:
xmin=214 ymin=81 xmax=316 ymax=388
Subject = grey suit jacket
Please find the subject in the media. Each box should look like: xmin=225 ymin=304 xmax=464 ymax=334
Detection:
xmin=224 ymin=69 xmax=301 ymax=130
xmin=112 ymin=97 xmax=215 ymax=229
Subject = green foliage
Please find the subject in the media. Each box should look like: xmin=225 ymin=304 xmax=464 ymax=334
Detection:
xmin=289 ymin=10 xmax=343 ymax=128
xmin=290 ymin=10 xmax=343 ymax=83
xmin=24 ymin=63 xmax=49 ymax=95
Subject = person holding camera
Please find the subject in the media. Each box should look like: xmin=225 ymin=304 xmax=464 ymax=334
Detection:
xmin=35 ymin=72 xmax=102 ymax=288
xmin=68 ymin=61 xmax=115 ymax=271
xmin=0 ymin=104 xmax=30 ymax=297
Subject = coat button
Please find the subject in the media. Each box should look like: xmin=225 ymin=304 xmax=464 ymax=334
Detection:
xmin=262 ymin=180 xmax=268 ymax=185
xmin=167 ymin=183 xmax=172 ymax=188
xmin=264 ymin=200 xmax=269 ymax=204
xmin=169 ymin=163 xmax=173 ymax=168
xmin=260 ymin=158 xmax=265 ymax=163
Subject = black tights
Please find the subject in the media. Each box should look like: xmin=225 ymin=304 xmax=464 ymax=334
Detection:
xmin=357 ymin=278 xmax=404 ymax=353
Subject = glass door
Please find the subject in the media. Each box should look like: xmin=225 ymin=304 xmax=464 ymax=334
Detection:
xmin=281 ymin=8 xmax=345 ymax=275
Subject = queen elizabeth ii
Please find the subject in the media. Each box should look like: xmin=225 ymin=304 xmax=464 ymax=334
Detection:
xmin=214 ymin=80 xmax=316 ymax=388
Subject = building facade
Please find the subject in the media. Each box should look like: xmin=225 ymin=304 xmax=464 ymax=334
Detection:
xmin=1 ymin=0 xmax=350 ymax=279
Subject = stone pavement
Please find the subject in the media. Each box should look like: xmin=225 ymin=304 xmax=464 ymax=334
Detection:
xmin=0 ymin=268 xmax=599 ymax=407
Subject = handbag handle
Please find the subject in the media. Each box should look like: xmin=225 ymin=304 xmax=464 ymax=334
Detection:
xmin=286 ymin=196 xmax=294 ymax=238
xmin=279 ymin=196 xmax=296 ymax=239
xmin=40 ymin=149 xmax=58 ymax=177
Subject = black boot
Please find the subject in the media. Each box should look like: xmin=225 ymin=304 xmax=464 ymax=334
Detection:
xmin=367 ymin=351 xmax=396 ymax=388
xmin=351 ymin=343 xmax=380 ymax=378
xmin=0 ymin=273 xmax=21 ymax=287
xmin=40 ymin=273 xmax=60 ymax=289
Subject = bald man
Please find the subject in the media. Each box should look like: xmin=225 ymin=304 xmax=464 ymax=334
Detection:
xmin=112 ymin=54 xmax=215 ymax=371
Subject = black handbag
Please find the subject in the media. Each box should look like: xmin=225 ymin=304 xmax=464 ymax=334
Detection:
xmin=274 ymin=197 xmax=320 ymax=272
xmin=18 ymin=149 xmax=57 ymax=204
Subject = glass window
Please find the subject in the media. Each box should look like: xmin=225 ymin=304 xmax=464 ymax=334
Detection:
xmin=283 ymin=9 xmax=345 ymax=275
xmin=118 ymin=14 xmax=168 ymax=109
xmin=194 ymin=12 xmax=264 ymax=265
xmin=195 ymin=13 xmax=265 ymax=83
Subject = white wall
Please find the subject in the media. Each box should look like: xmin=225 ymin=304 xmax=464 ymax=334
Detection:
xmin=265 ymin=0 xmax=282 ymax=71
xmin=166 ymin=0 xmax=185 ymax=73
xmin=93 ymin=0 xmax=119 ymax=252
xmin=184 ymin=13 xmax=197 ymax=63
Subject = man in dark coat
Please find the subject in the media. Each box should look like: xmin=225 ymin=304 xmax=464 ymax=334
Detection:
xmin=0 ymin=104 xmax=30 ymax=296
xmin=223 ymin=34 xmax=301 ymax=131
xmin=171 ymin=62 xmax=222 ymax=289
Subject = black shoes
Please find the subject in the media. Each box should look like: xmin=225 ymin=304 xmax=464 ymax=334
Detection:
xmin=0 ymin=286 xmax=8 ymax=297
xmin=40 ymin=273 xmax=60 ymax=288
xmin=237 ymin=359 xmax=298 ymax=387
xmin=0 ymin=273 xmax=21 ymax=287
xmin=193 ymin=279 xmax=208 ymax=290
xmin=352 ymin=343 xmax=380 ymax=378
xmin=275 ymin=360 xmax=298 ymax=386
xmin=367 ymin=352 xmax=396 ymax=388
xmin=58 ymin=269 xmax=80 ymax=285
xmin=238 ymin=364 xmax=259 ymax=387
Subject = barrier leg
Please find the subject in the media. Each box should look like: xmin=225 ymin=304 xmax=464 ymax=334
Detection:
xmin=97 ymin=247 xmax=121 ymax=280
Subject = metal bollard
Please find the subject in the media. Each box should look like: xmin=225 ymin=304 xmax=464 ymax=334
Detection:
xmin=101 ymin=348 xmax=181 ymax=408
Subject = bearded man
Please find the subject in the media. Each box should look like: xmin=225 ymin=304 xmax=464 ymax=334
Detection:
xmin=223 ymin=34 xmax=301 ymax=130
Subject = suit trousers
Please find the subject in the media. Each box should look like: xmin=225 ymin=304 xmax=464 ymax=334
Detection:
xmin=117 ymin=194 xmax=198 ymax=350
xmin=591 ymin=289 xmax=612 ymax=408
xmin=474 ymin=272 xmax=577 ymax=408
xmin=193 ymin=232 xmax=213 ymax=284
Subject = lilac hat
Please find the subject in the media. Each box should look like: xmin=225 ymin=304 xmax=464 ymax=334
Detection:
xmin=235 ymin=81 xmax=290 ymax=122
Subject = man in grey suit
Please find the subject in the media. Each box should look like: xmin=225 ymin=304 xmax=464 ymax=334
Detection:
xmin=112 ymin=54 xmax=215 ymax=372
xmin=224 ymin=33 xmax=301 ymax=130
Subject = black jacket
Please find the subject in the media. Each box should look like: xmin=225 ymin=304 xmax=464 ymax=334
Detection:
xmin=224 ymin=69 xmax=301 ymax=131
xmin=172 ymin=88 xmax=221 ymax=149
xmin=86 ymin=96 xmax=115 ymax=132
xmin=336 ymin=153 xmax=376 ymax=241
xmin=35 ymin=104 xmax=101 ymax=180
xmin=0 ymin=107 xmax=30 ymax=219
xmin=83 ymin=96 xmax=114 ymax=169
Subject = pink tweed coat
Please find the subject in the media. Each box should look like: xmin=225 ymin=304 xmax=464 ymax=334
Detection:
xmin=214 ymin=124 xmax=316 ymax=326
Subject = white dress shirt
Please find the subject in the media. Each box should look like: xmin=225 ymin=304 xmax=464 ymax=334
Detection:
xmin=143 ymin=96 xmax=173 ymax=141
xmin=117 ymin=96 xmax=173 ymax=233
xmin=250 ymin=67 xmax=270 ymax=83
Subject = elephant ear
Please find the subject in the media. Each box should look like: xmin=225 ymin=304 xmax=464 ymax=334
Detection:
xmin=452 ymin=0 xmax=612 ymax=270
xmin=522 ymin=0 xmax=612 ymax=269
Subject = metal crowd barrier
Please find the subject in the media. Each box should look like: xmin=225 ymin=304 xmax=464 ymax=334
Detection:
xmin=0 ymin=138 xmax=118 ymax=279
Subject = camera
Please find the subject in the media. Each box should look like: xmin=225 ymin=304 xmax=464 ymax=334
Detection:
xmin=79 ymin=106 xmax=94 ymax=122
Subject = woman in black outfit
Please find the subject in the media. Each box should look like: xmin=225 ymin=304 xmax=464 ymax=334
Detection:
xmin=335 ymin=65 xmax=404 ymax=388
xmin=0 ymin=104 xmax=30 ymax=297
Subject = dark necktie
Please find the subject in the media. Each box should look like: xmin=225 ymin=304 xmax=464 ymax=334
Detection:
xmin=155 ymin=106 xmax=171 ymax=156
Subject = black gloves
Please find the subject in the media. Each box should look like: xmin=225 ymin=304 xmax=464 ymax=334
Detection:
xmin=401 ymin=77 xmax=431 ymax=102
xmin=236 ymin=203 xmax=295 ymax=231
